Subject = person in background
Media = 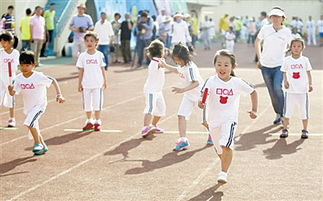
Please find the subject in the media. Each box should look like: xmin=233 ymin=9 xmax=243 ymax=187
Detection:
xmin=247 ymin=17 xmax=257 ymax=45
xmin=190 ymin=10 xmax=199 ymax=48
xmin=111 ymin=13 xmax=121 ymax=64
xmin=120 ymin=13 xmax=133 ymax=64
xmin=41 ymin=3 xmax=57 ymax=57
xmin=306 ymin=16 xmax=316 ymax=46
xmin=1 ymin=5 xmax=15 ymax=35
xmin=20 ymin=8 xmax=32 ymax=51
xmin=317 ymin=15 xmax=323 ymax=46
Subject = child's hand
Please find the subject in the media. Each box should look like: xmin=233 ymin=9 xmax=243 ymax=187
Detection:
xmin=102 ymin=81 xmax=107 ymax=89
xmin=172 ymin=87 xmax=184 ymax=94
xmin=198 ymin=101 xmax=205 ymax=109
xmin=78 ymin=84 xmax=83 ymax=92
xmin=248 ymin=111 xmax=257 ymax=119
xmin=8 ymin=85 xmax=13 ymax=92
xmin=159 ymin=58 xmax=166 ymax=68
xmin=309 ymin=85 xmax=313 ymax=92
xmin=56 ymin=94 xmax=65 ymax=103
xmin=284 ymin=81 xmax=289 ymax=89
xmin=256 ymin=61 xmax=262 ymax=69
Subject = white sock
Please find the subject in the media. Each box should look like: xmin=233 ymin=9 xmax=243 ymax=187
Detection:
xmin=181 ymin=137 xmax=188 ymax=141
xmin=95 ymin=119 xmax=101 ymax=124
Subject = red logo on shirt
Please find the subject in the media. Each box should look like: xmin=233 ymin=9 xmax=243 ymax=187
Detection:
xmin=20 ymin=83 xmax=35 ymax=89
xmin=216 ymin=88 xmax=234 ymax=96
xmin=291 ymin=64 xmax=303 ymax=69
xmin=4 ymin=58 xmax=14 ymax=63
xmin=292 ymin=72 xmax=300 ymax=79
xmin=179 ymin=73 xmax=185 ymax=79
xmin=86 ymin=59 xmax=98 ymax=64
xmin=219 ymin=96 xmax=228 ymax=104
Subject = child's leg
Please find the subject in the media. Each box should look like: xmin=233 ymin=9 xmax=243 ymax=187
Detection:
xmin=86 ymin=112 xmax=92 ymax=120
xmin=219 ymin=146 xmax=233 ymax=173
xmin=302 ymin=119 xmax=308 ymax=131
xmin=28 ymin=126 xmax=41 ymax=144
xmin=144 ymin=114 xmax=152 ymax=127
xmin=178 ymin=115 xmax=186 ymax=138
xmin=94 ymin=111 xmax=101 ymax=121
xmin=151 ymin=116 xmax=161 ymax=126
xmin=283 ymin=117 xmax=289 ymax=129
xmin=9 ymin=107 xmax=14 ymax=119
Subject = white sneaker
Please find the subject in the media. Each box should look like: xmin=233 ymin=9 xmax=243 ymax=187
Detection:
xmin=8 ymin=118 xmax=16 ymax=127
xmin=217 ymin=171 xmax=228 ymax=184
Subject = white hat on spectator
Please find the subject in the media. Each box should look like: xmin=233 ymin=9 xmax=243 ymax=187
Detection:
xmin=173 ymin=13 xmax=183 ymax=18
xmin=269 ymin=7 xmax=285 ymax=17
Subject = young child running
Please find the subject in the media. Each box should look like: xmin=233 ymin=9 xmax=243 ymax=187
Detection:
xmin=141 ymin=40 xmax=166 ymax=137
xmin=0 ymin=32 xmax=19 ymax=127
xmin=8 ymin=51 xmax=65 ymax=155
xmin=77 ymin=32 xmax=107 ymax=131
xmin=159 ymin=43 xmax=205 ymax=151
xmin=280 ymin=38 xmax=313 ymax=139
xmin=198 ymin=49 xmax=258 ymax=184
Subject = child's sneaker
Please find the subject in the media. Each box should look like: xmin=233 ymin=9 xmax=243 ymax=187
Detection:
xmin=301 ymin=130 xmax=308 ymax=139
xmin=154 ymin=126 xmax=164 ymax=134
xmin=173 ymin=138 xmax=189 ymax=151
xmin=94 ymin=120 xmax=102 ymax=131
xmin=83 ymin=120 xmax=93 ymax=131
xmin=7 ymin=118 xmax=16 ymax=127
xmin=206 ymin=134 xmax=213 ymax=145
xmin=217 ymin=171 xmax=228 ymax=184
xmin=141 ymin=126 xmax=156 ymax=138
xmin=280 ymin=129 xmax=288 ymax=138
xmin=33 ymin=144 xmax=45 ymax=155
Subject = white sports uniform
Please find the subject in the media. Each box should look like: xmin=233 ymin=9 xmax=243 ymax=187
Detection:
xmin=0 ymin=48 xmax=19 ymax=108
xmin=225 ymin=32 xmax=235 ymax=52
xmin=201 ymin=75 xmax=254 ymax=154
xmin=143 ymin=57 xmax=166 ymax=116
xmin=13 ymin=72 xmax=53 ymax=127
xmin=77 ymin=51 xmax=105 ymax=112
xmin=281 ymin=56 xmax=312 ymax=119
xmin=177 ymin=62 xmax=204 ymax=120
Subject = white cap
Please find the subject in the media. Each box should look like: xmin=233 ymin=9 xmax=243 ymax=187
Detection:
xmin=269 ymin=8 xmax=285 ymax=17
xmin=173 ymin=13 xmax=183 ymax=18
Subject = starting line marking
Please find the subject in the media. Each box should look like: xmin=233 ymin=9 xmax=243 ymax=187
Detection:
xmin=270 ymin=133 xmax=323 ymax=137
xmin=63 ymin=129 xmax=123 ymax=133
xmin=0 ymin=127 xmax=18 ymax=130
xmin=164 ymin=131 xmax=209 ymax=134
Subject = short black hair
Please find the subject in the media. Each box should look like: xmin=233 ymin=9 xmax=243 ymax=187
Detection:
xmin=140 ymin=11 xmax=148 ymax=18
xmin=114 ymin=13 xmax=121 ymax=18
xmin=0 ymin=32 xmax=13 ymax=41
xmin=26 ymin=8 xmax=32 ymax=15
xmin=8 ymin=5 xmax=14 ymax=10
xmin=145 ymin=39 xmax=164 ymax=58
xmin=172 ymin=43 xmax=192 ymax=65
xmin=20 ymin=51 xmax=35 ymax=65
xmin=35 ymin=6 xmax=42 ymax=10
xmin=50 ymin=3 xmax=55 ymax=6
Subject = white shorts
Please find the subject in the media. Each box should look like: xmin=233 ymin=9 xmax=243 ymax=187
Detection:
xmin=143 ymin=92 xmax=166 ymax=117
xmin=284 ymin=93 xmax=309 ymax=120
xmin=82 ymin=88 xmax=104 ymax=112
xmin=209 ymin=122 xmax=237 ymax=154
xmin=178 ymin=96 xmax=198 ymax=120
xmin=0 ymin=80 xmax=14 ymax=108
xmin=24 ymin=106 xmax=44 ymax=128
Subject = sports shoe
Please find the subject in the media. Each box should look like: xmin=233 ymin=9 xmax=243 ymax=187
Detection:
xmin=154 ymin=126 xmax=164 ymax=134
xmin=206 ymin=134 xmax=213 ymax=145
xmin=93 ymin=120 xmax=102 ymax=131
xmin=83 ymin=122 xmax=93 ymax=131
xmin=33 ymin=144 xmax=45 ymax=155
xmin=301 ymin=130 xmax=308 ymax=139
xmin=141 ymin=126 xmax=156 ymax=138
xmin=217 ymin=171 xmax=228 ymax=184
xmin=280 ymin=129 xmax=288 ymax=138
xmin=7 ymin=118 xmax=16 ymax=127
xmin=273 ymin=114 xmax=282 ymax=125
xmin=173 ymin=138 xmax=189 ymax=151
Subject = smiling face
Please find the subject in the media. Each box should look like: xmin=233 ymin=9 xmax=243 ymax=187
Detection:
xmin=84 ymin=35 xmax=98 ymax=50
xmin=0 ymin=40 xmax=11 ymax=50
xmin=214 ymin=55 xmax=235 ymax=81
xmin=270 ymin=15 xmax=284 ymax=26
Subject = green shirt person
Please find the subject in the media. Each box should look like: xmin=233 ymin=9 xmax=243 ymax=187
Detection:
xmin=44 ymin=3 xmax=56 ymax=43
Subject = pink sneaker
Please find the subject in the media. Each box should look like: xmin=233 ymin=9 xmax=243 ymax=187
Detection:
xmin=141 ymin=126 xmax=156 ymax=138
xmin=154 ymin=126 xmax=164 ymax=134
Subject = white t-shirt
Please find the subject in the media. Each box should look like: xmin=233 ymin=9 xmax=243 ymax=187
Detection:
xmin=306 ymin=20 xmax=316 ymax=31
xmin=144 ymin=57 xmax=165 ymax=93
xmin=176 ymin=62 xmax=204 ymax=102
xmin=0 ymin=48 xmax=19 ymax=85
xmin=76 ymin=51 xmax=105 ymax=89
xmin=202 ymin=75 xmax=254 ymax=126
xmin=225 ymin=32 xmax=235 ymax=41
xmin=171 ymin=20 xmax=191 ymax=44
xmin=317 ymin=20 xmax=323 ymax=33
xmin=257 ymin=24 xmax=292 ymax=67
xmin=13 ymin=72 xmax=53 ymax=114
xmin=94 ymin=20 xmax=114 ymax=45
xmin=281 ymin=55 xmax=312 ymax=94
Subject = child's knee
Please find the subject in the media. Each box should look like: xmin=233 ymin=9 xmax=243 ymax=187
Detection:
xmin=178 ymin=115 xmax=185 ymax=120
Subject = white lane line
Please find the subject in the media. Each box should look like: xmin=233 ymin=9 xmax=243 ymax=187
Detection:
xmin=270 ymin=133 xmax=323 ymax=136
xmin=0 ymin=95 xmax=142 ymax=146
xmin=0 ymin=127 xmax=18 ymax=130
xmin=176 ymin=159 xmax=218 ymax=201
xmin=63 ymin=129 xmax=123 ymax=133
xmin=8 ymin=113 xmax=178 ymax=201
xmin=165 ymin=131 xmax=208 ymax=134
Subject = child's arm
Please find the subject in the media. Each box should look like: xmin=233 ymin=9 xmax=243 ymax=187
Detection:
xmin=51 ymin=78 xmax=65 ymax=103
xmin=8 ymin=85 xmax=15 ymax=96
xmin=78 ymin=68 xmax=84 ymax=92
xmin=248 ymin=90 xmax=258 ymax=119
xmin=283 ymin=72 xmax=289 ymax=89
xmin=101 ymin=67 xmax=107 ymax=89
xmin=172 ymin=81 xmax=199 ymax=94
xmin=159 ymin=58 xmax=179 ymax=74
xmin=307 ymin=71 xmax=313 ymax=92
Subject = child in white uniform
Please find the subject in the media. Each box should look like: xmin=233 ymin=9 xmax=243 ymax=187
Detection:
xmin=225 ymin=27 xmax=236 ymax=53
xmin=0 ymin=32 xmax=19 ymax=127
xmin=280 ymin=38 xmax=313 ymax=139
xmin=159 ymin=43 xmax=204 ymax=151
xmin=77 ymin=32 xmax=107 ymax=131
xmin=141 ymin=40 xmax=166 ymax=137
xmin=8 ymin=51 xmax=65 ymax=155
xmin=199 ymin=49 xmax=258 ymax=184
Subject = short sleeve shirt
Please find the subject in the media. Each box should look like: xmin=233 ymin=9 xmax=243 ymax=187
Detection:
xmin=70 ymin=14 xmax=94 ymax=42
xmin=202 ymin=75 xmax=254 ymax=126
xmin=76 ymin=51 xmax=105 ymax=89
xmin=0 ymin=48 xmax=19 ymax=85
xmin=144 ymin=57 xmax=165 ymax=93
xmin=281 ymin=56 xmax=312 ymax=93
xmin=30 ymin=15 xmax=46 ymax=40
xmin=13 ymin=72 xmax=53 ymax=114
xmin=44 ymin=10 xmax=56 ymax=30
xmin=19 ymin=16 xmax=31 ymax=40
